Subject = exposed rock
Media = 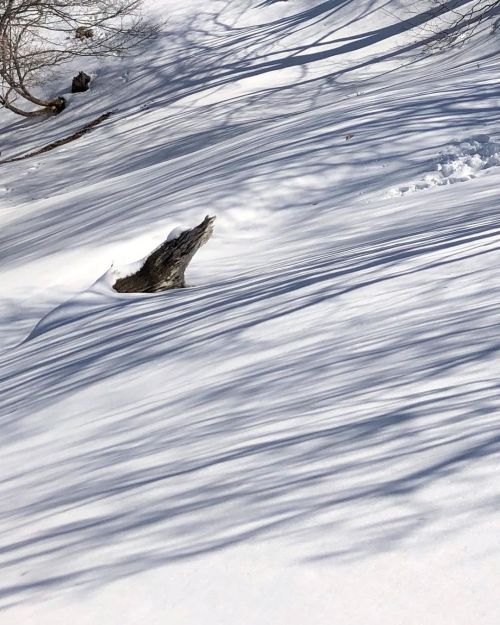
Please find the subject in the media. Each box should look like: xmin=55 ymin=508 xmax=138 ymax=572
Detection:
xmin=72 ymin=72 xmax=91 ymax=93
xmin=76 ymin=27 xmax=94 ymax=39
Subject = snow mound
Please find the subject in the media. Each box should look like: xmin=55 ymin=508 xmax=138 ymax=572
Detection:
xmin=166 ymin=225 xmax=188 ymax=241
xmin=390 ymin=135 xmax=500 ymax=196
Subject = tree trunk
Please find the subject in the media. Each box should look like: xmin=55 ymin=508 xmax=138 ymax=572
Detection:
xmin=0 ymin=95 xmax=66 ymax=117
xmin=113 ymin=215 xmax=216 ymax=293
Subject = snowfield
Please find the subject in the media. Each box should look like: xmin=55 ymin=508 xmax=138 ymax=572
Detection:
xmin=1 ymin=1 xmax=499 ymax=623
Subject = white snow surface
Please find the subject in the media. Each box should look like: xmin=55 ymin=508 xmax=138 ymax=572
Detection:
xmin=1 ymin=1 xmax=500 ymax=623
xmin=166 ymin=226 xmax=188 ymax=241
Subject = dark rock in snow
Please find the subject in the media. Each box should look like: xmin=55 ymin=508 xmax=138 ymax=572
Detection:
xmin=71 ymin=72 xmax=91 ymax=93
xmin=75 ymin=27 xmax=94 ymax=39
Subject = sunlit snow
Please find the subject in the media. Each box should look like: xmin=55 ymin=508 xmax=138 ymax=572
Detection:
xmin=0 ymin=1 xmax=499 ymax=624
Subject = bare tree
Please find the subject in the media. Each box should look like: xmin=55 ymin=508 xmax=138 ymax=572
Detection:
xmin=0 ymin=1 xmax=156 ymax=117
xmin=413 ymin=1 xmax=499 ymax=49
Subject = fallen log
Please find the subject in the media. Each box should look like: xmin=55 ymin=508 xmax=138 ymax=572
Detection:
xmin=113 ymin=215 xmax=216 ymax=293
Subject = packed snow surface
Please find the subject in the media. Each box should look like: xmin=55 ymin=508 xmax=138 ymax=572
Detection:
xmin=0 ymin=1 xmax=499 ymax=623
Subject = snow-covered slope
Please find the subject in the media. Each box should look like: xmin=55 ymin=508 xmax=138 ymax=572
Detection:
xmin=1 ymin=1 xmax=499 ymax=623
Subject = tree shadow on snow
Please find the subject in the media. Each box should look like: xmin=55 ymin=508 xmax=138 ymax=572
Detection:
xmin=1 ymin=197 xmax=500 ymax=605
xmin=1 ymin=0 xmax=500 ymax=608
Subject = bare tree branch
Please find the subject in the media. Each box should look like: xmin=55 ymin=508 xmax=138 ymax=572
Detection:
xmin=0 ymin=0 xmax=157 ymax=117
xmin=409 ymin=1 xmax=500 ymax=50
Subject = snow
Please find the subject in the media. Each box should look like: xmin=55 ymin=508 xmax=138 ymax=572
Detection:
xmin=166 ymin=225 xmax=188 ymax=241
xmin=1 ymin=0 xmax=499 ymax=623
xmin=390 ymin=134 xmax=500 ymax=195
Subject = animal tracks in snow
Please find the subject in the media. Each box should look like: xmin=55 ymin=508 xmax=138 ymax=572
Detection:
xmin=389 ymin=135 xmax=500 ymax=196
